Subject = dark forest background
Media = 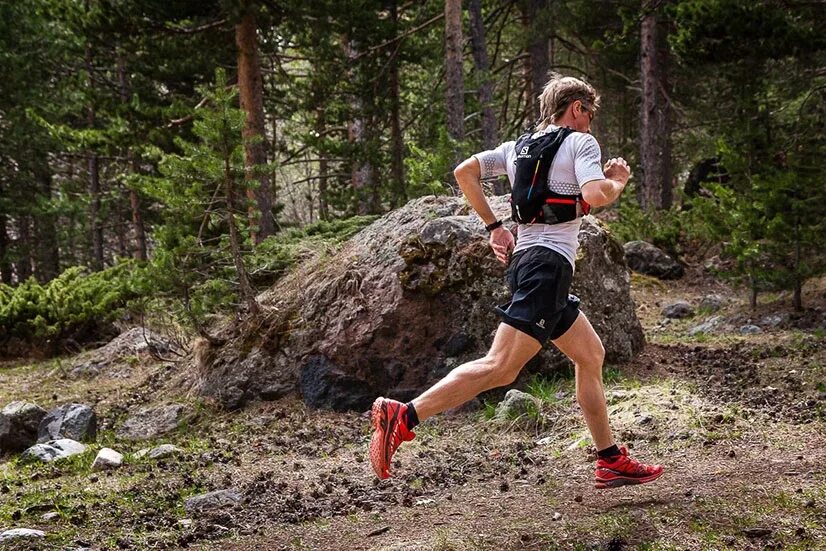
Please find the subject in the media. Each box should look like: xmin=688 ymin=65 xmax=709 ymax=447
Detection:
xmin=1 ymin=0 xmax=824 ymax=352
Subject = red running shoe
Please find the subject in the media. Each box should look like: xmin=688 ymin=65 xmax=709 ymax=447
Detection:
xmin=594 ymin=447 xmax=664 ymax=489
xmin=369 ymin=397 xmax=416 ymax=479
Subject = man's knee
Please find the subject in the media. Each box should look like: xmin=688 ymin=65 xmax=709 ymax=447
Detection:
xmin=481 ymin=353 xmax=522 ymax=387
xmin=578 ymin=341 xmax=605 ymax=372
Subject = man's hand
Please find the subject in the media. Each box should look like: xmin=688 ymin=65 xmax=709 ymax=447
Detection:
xmin=603 ymin=157 xmax=631 ymax=186
xmin=489 ymin=226 xmax=515 ymax=264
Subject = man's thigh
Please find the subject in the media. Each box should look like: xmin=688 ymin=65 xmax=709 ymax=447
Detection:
xmin=488 ymin=323 xmax=543 ymax=372
xmin=550 ymin=312 xmax=604 ymax=369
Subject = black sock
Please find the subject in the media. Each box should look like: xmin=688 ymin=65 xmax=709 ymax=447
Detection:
xmin=597 ymin=444 xmax=621 ymax=460
xmin=404 ymin=402 xmax=419 ymax=430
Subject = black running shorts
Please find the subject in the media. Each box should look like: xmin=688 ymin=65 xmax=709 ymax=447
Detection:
xmin=494 ymin=246 xmax=580 ymax=344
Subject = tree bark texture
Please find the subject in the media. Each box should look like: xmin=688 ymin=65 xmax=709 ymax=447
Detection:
xmin=469 ymin=0 xmax=498 ymax=151
xmin=524 ymin=0 xmax=551 ymax=122
xmin=236 ymin=7 xmax=276 ymax=242
xmin=445 ymin=0 xmax=465 ymax=169
xmin=343 ymin=37 xmax=375 ymax=214
xmin=639 ymin=3 xmax=673 ymax=211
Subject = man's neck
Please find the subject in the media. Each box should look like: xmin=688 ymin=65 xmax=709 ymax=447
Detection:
xmin=554 ymin=115 xmax=576 ymax=128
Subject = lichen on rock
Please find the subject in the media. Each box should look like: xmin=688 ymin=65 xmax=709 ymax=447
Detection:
xmin=196 ymin=196 xmax=644 ymax=411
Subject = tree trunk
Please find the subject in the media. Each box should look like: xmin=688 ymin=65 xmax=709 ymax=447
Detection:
xmin=639 ymin=2 xmax=673 ymax=212
xmin=469 ymin=0 xmax=507 ymax=195
xmin=469 ymin=0 xmax=498 ymax=150
xmin=118 ymin=50 xmax=148 ymax=261
xmin=16 ymin=216 xmax=33 ymax=282
xmin=445 ymin=0 xmax=465 ymax=172
xmin=224 ymin=157 xmax=260 ymax=316
xmin=523 ymin=0 xmax=551 ymax=122
xmin=315 ymin=107 xmax=329 ymax=221
xmin=129 ymin=173 xmax=147 ymax=261
xmin=86 ymin=43 xmax=103 ymax=271
xmin=343 ymin=37 xmax=374 ymax=214
xmin=88 ymin=151 xmax=103 ymax=270
xmin=793 ymin=212 xmax=803 ymax=311
xmin=388 ymin=0 xmax=407 ymax=207
xmin=0 ymin=187 xmax=12 ymax=284
xmin=34 ymin=170 xmax=60 ymax=281
xmin=236 ymin=5 xmax=276 ymax=242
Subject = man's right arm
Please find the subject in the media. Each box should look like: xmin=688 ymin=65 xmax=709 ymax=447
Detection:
xmin=453 ymin=157 xmax=499 ymax=227
xmin=454 ymin=156 xmax=515 ymax=264
xmin=581 ymin=158 xmax=631 ymax=208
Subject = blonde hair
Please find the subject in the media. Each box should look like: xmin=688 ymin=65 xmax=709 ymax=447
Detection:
xmin=538 ymin=74 xmax=600 ymax=128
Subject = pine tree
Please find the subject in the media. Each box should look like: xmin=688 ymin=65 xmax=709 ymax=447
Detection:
xmin=140 ymin=69 xmax=260 ymax=328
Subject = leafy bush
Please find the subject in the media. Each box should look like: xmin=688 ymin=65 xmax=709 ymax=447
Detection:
xmin=0 ymin=262 xmax=143 ymax=347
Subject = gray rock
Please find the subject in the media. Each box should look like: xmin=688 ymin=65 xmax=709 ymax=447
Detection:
xmin=220 ymin=386 xmax=246 ymax=411
xmin=259 ymin=383 xmax=292 ymax=401
xmin=662 ymin=301 xmax=695 ymax=319
xmin=761 ymin=314 xmax=786 ymax=328
xmin=569 ymin=216 xmax=645 ymax=365
xmin=22 ymin=439 xmax=86 ymax=463
xmin=299 ymin=355 xmax=377 ymax=412
xmin=0 ymin=528 xmax=46 ymax=542
xmin=699 ymin=294 xmax=724 ymax=313
xmin=147 ymin=444 xmax=183 ymax=459
xmin=688 ymin=316 xmax=723 ymax=336
xmin=623 ymin=241 xmax=684 ymax=280
xmin=0 ymin=402 xmax=47 ymax=453
xmin=41 ymin=512 xmax=60 ymax=521
xmin=38 ymin=403 xmax=97 ymax=443
xmin=116 ymin=404 xmax=194 ymax=441
xmin=70 ymin=327 xmax=172 ymax=378
xmin=184 ymin=489 xmax=242 ymax=515
xmin=91 ymin=447 xmax=123 ymax=471
xmin=493 ymin=389 xmax=540 ymax=422
xmin=739 ymin=324 xmax=763 ymax=335
xmin=198 ymin=197 xmax=645 ymax=410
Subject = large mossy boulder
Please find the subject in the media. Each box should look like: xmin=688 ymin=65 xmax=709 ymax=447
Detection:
xmin=197 ymin=196 xmax=644 ymax=411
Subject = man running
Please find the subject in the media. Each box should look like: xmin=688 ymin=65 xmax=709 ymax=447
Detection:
xmin=369 ymin=75 xmax=664 ymax=489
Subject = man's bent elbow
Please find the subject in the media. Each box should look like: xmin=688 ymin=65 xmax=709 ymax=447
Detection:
xmin=454 ymin=157 xmax=478 ymax=178
xmin=581 ymin=182 xmax=609 ymax=208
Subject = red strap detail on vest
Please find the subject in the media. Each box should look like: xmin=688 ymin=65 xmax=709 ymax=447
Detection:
xmin=581 ymin=198 xmax=591 ymax=215
xmin=545 ymin=198 xmax=577 ymax=205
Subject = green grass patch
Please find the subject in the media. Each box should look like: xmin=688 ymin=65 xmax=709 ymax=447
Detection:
xmin=526 ymin=374 xmax=569 ymax=403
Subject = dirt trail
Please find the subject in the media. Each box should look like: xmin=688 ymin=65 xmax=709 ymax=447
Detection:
xmin=1 ymin=277 xmax=825 ymax=550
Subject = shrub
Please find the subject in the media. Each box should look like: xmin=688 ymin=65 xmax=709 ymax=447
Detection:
xmin=0 ymin=262 xmax=144 ymax=353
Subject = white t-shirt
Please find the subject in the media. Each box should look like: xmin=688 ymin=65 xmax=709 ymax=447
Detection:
xmin=473 ymin=125 xmax=605 ymax=269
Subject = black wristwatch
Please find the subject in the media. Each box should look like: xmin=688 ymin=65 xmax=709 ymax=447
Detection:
xmin=485 ymin=219 xmax=503 ymax=232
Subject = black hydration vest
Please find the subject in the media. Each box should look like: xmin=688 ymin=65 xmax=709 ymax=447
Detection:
xmin=510 ymin=127 xmax=591 ymax=224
